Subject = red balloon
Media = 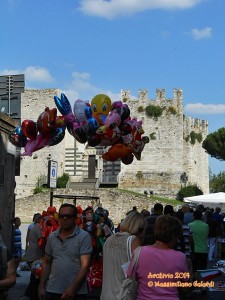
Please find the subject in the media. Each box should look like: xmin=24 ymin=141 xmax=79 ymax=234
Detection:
xmin=22 ymin=120 xmax=37 ymax=140
xmin=121 ymin=153 xmax=134 ymax=165
xmin=37 ymin=107 xmax=57 ymax=136
xmin=102 ymin=143 xmax=132 ymax=162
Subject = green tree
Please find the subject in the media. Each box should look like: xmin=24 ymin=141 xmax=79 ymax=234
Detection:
xmin=177 ymin=185 xmax=203 ymax=201
xmin=202 ymin=128 xmax=225 ymax=160
xmin=209 ymin=171 xmax=225 ymax=193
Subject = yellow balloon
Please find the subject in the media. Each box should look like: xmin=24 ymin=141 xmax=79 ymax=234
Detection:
xmin=91 ymin=94 xmax=112 ymax=117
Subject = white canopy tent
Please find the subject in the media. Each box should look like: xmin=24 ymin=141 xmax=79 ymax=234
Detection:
xmin=184 ymin=192 xmax=225 ymax=211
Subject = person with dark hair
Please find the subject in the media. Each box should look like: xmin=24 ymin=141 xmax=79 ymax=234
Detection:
xmin=188 ymin=210 xmax=209 ymax=280
xmin=127 ymin=215 xmax=190 ymax=299
xmin=212 ymin=207 xmax=224 ymax=237
xmin=22 ymin=213 xmax=44 ymax=300
xmin=25 ymin=213 xmax=42 ymax=251
xmin=102 ymin=209 xmax=114 ymax=233
xmin=164 ymin=205 xmax=175 ymax=216
xmin=143 ymin=203 xmax=163 ymax=245
xmin=12 ymin=217 xmax=22 ymax=277
xmin=95 ymin=208 xmax=113 ymax=250
xmin=206 ymin=210 xmax=217 ymax=262
xmin=182 ymin=204 xmax=193 ymax=225
xmin=38 ymin=203 xmax=92 ymax=300
xmin=140 ymin=209 xmax=150 ymax=218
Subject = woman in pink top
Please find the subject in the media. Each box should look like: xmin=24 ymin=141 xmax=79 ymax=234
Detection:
xmin=128 ymin=215 xmax=190 ymax=300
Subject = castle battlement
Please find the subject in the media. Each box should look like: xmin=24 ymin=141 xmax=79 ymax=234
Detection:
xmin=121 ymin=88 xmax=183 ymax=110
xmin=184 ymin=116 xmax=208 ymax=135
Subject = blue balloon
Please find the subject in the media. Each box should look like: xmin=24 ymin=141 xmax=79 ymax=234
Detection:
xmin=54 ymin=93 xmax=72 ymax=115
xmin=85 ymin=106 xmax=99 ymax=136
xmin=9 ymin=126 xmax=28 ymax=147
xmin=49 ymin=128 xmax=65 ymax=146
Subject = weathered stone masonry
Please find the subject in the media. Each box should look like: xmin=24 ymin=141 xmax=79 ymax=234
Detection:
xmin=15 ymin=88 xmax=209 ymax=199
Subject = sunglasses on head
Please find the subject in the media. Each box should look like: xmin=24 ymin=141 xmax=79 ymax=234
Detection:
xmin=58 ymin=214 xmax=75 ymax=219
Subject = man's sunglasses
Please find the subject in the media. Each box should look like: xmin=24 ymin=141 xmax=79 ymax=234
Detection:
xmin=58 ymin=214 xmax=75 ymax=219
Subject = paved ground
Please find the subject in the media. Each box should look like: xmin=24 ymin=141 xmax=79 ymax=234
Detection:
xmin=8 ymin=268 xmax=101 ymax=299
xmin=8 ymin=268 xmax=30 ymax=300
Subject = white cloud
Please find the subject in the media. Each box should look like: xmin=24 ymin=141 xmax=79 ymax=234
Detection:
xmin=78 ymin=0 xmax=203 ymax=19
xmin=25 ymin=66 xmax=54 ymax=83
xmin=185 ymin=103 xmax=225 ymax=114
xmin=191 ymin=27 xmax=212 ymax=40
xmin=62 ymin=70 xmax=120 ymax=105
xmin=0 ymin=66 xmax=54 ymax=83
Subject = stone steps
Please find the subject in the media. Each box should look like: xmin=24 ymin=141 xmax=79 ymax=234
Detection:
xmin=68 ymin=178 xmax=98 ymax=189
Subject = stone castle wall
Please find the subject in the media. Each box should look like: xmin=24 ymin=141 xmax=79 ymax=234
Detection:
xmin=15 ymin=88 xmax=209 ymax=199
xmin=119 ymin=88 xmax=209 ymax=197
xmin=15 ymin=89 xmax=65 ymax=198
xmin=15 ymin=188 xmax=168 ymax=225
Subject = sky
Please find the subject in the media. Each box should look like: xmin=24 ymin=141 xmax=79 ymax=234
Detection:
xmin=1 ymin=0 xmax=225 ymax=175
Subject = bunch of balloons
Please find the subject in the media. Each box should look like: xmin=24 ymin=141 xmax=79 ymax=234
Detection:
xmin=54 ymin=93 xmax=149 ymax=164
xmin=8 ymin=92 xmax=149 ymax=164
xmin=38 ymin=206 xmax=59 ymax=250
xmin=9 ymin=107 xmax=66 ymax=156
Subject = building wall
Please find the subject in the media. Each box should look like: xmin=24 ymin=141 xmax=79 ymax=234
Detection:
xmin=15 ymin=88 xmax=209 ymax=199
xmin=119 ymin=88 xmax=209 ymax=197
xmin=0 ymin=113 xmax=17 ymax=249
xmin=15 ymin=89 xmax=65 ymax=198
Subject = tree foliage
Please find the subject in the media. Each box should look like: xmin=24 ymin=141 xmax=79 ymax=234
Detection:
xmin=177 ymin=185 xmax=203 ymax=201
xmin=202 ymin=128 xmax=225 ymax=161
xmin=209 ymin=171 xmax=225 ymax=193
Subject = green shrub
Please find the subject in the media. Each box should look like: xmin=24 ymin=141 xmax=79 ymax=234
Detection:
xmin=167 ymin=106 xmax=177 ymax=115
xmin=149 ymin=132 xmax=156 ymax=140
xmin=145 ymin=105 xmax=163 ymax=120
xmin=177 ymin=185 xmax=203 ymax=201
xmin=33 ymin=186 xmax=45 ymax=194
xmin=57 ymin=173 xmax=69 ymax=188
xmin=196 ymin=133 xmax=203 ymax=143
xmin=136 ymin=171 xmax=143 ymax=180
xmin=190 ymin=131 xmax=203 ymax=145
xmin=33 ymin=177 xmax=45 ymax=194
xmin=138 ymin=106 xmax=145 ymax=112
xmin=184 ymin=136 xmax=189 ymax=142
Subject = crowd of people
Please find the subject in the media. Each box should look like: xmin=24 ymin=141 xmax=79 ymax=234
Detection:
xmin=0 ymin=201 xmax=225 ymax=299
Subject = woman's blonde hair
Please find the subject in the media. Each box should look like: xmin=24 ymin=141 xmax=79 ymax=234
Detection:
xmin=120 ymin=211 xmax=146 ymax=236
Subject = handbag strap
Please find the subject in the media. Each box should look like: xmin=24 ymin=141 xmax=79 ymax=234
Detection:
xmin=126 ymin=235 xmax=134 ymax=260
xmin=128 ymin=246 xmax=142 ymax=278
